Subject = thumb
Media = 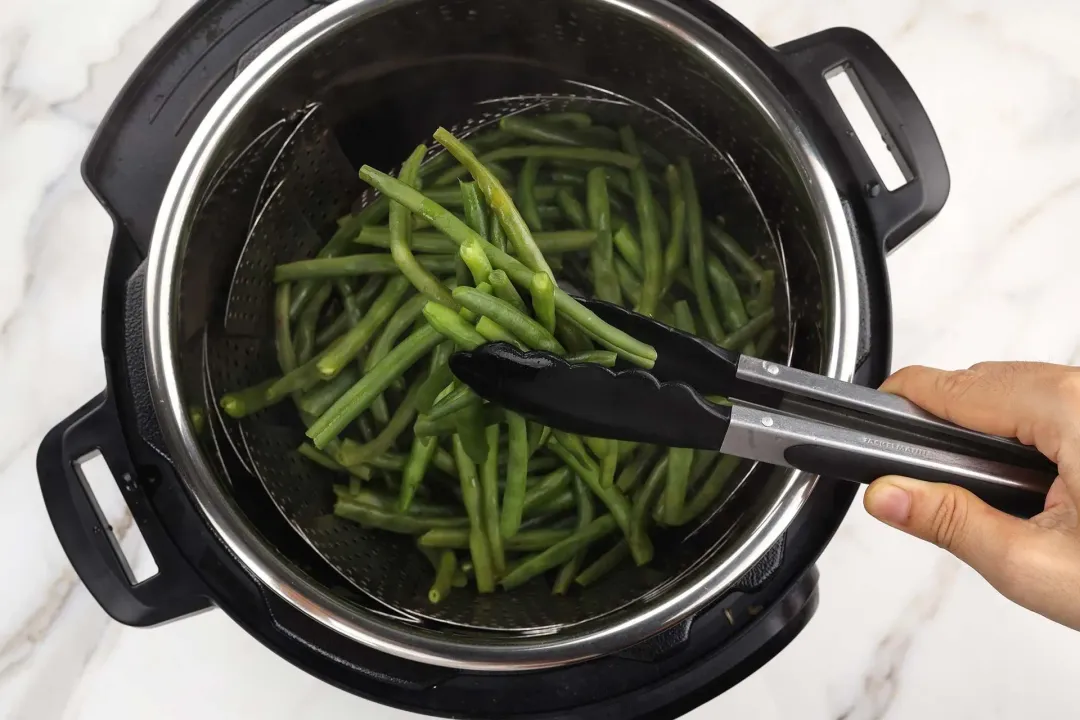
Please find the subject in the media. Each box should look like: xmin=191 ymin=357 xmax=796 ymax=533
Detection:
xmin=864 ymin=475 xmax=1033 ymax=586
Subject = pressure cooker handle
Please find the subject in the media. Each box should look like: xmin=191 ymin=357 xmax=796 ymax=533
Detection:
xmin=83 ymin=0 xmax=324 ymax=256
xmin=778 ymin=27 xmax=951 ymax=254
xmin=37 ymin=392 xmax=212 ymax=626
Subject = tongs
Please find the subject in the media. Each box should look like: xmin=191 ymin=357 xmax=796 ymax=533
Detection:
xmin=449 ymin=298 xmax=1058 ymax=519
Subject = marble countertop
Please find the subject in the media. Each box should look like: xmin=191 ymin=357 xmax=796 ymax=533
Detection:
xmin=3 ymin=0 xmax=1080 ymax=718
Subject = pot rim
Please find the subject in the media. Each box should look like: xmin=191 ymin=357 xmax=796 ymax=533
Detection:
xmin=144 ymin=0 xmax=861 ymax=671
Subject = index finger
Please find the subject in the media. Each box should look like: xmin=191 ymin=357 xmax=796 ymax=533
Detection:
xmin=881 ymin=362 xmax=1080 ymax=467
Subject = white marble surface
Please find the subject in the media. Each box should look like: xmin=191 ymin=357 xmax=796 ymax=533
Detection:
xmin=3 ymin=0 xmax=1080 ymax=718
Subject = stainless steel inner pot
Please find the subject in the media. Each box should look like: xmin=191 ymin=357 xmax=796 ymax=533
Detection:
xmin=145 ymin=0 xmax=861 ymax=670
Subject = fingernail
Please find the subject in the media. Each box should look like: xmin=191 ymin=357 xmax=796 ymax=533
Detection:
xmin=865 ymin=482 xmax=912 ymax=525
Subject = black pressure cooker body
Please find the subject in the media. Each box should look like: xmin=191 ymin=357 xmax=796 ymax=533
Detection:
xmin=37 ymin=0 xmax=947 ymax=717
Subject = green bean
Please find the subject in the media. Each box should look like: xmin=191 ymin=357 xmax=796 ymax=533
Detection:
xmin=501 ymin=515 xmax=618 ymax=590
xmin=679 ymin=158 xmax=726 ymax=343
xmin=747 ymin=269 xmax=775 ymax=317
xmin=414 ymin=405 xmax=506 ymax=438
xmin=517 ymin=157 xmax=544 ymax=231
xmin=630 ymin=455 xmax=668 ymax=553
xmin=616 ymin=446 xmax=661 ymax=494
xmin=706 ymin=256 xmax=749 ymax=331
xmin=459 ymin=238 xmax=492 ymax=286
xmin=385 ymin=145 xmax=457 ymax=310
xmin=428 ymin=385 xmax=482 ymax=423
xmin=297 ymin=442 xmax=344 ymax=472
xmin=500 ymin=412 xmax=530 ymax=538
xmin=418 ymin=184 xmax=556 ymax=210
xmin=490 ymin=210 xmax=507 ymax=251
xmin=548 ymin=432 xmax=650 ymax=565
xmin=680 ymin=454 xmax=742 ymax=523
xmin=552 ymin=431 xmax=594 ymax=468
xmin=527 ymin=422 xmax=551 ymax=457
xmin=316 ymin=276 xmax=411 ymax=379
xmin=529 ymin=273 xmax=557 ymax=335
xmin=525 ymin=455 xmax=560 ymax=474
xmin=356 ymin=228 xmax=457 ymax=253
xmin=663 ymin=443 xmax=693 ymax=526
xmin=555 ymin=188 xmax=587 ymax=229
xmin=521 ymin=467 xmax=573 ymax=517
xmin=499 ymin=115 xmax=591 ymax=145
xmin=358 ymin=227 xmax=596 ymax=255
xmin=619 ymin=127 xmax=662 ymax=317
xmin=720 ymin=308 xmax=775 ymax=350
xmin=452 ymin=435 xmax=495 ymax=592
xmin=434 ymin=143 xmax=641 ymax=185
xmin=422 ymin=302 xmax=487 ymax=350
xmin=553 ymin=476 xmax=596 ymax=594
xmin=662 ymin=165 xmax=687 ymax=290
xmin=293 ymin=282 xmax=333 ymax=364
xmin=454 ymin=403 xmax=490 ymax=465
xmin=419 ymin=527 xmax=573 ymax=552
xmin=275 ymin=254 xmax=457 ymax=282
xmin=418 ymin=129 xmax=510 ymax=179
xmin=453 ymin=286 xmax=564 ymax=354
xmin=575 ymin=540 xmax=630 ymax=587
xmin=527 ymin=491 xmax=575 ymax=520
xmin=274 ymin=283 xmax=298 ymax=374
xmin=415 ymin=341 xmax=454 ymax=413
xmin=220 ymin=378 xmax=278 ymax=418
xmin=307 ymin=325 xmax=441 ymax=448
xmin=555 ymin=317 xmax=595 ymax=355
xmin=653 ymin=449 xmax=721 ymax=524
xmin=566 ymin=350 xmax=617 ymax=366
xmin=314 ymin=312 xmax=350 ymax=350
xmin=707 ymin=224 xmax=764 ymax=284
xmin=612 ymin=225 xmax=644 ymax=275
xmin=333 ymin=487 xmax=459 ymax=517
xmin=652 ymin=195 xmax=671 ymax=241
xmin=358 ymin=166 xmax=656 ymax=367
xmin=189 ymin=405 xmax=206 ymax=435
xmin=756 ymin=325 xmax=779 ymax=356
xmin=480 ymin=425 xmax=506 ymax=575
xmin=586 ymin=167 xmax=621 ymax=305
xmin=459 ymin=180 xmax=491 ymax=243
xmin=334 ymin=500 xmax=468 ymax=534
xmin=290 ymin=205 xmax=383 ymax=319
xmin=487 ymin=269 xmax=527 ymax=313
xmin=433 ymin=129 xmax=554 ymax=278
xmin=336 ymin=384 xmax=420 ymax=466
xmin=600 ymin=440 xmax=618 ymax=490
xmin=314 ymin=277 xmax=384 ymax=348
xmin=615 ymin=257 xmax=642 ymax=306
xmin=365 ymin=292 xmax=430 ymax=419
xmin=689 ymin=450 xmax=720 ymax=484
xmin=399 ymin=434 xmax=438 ymax=511
xmin=585 ymin=436 xmax=610 ymax=459
xmin=336 ymin=278 xmax=363 ymax=326
xmin=673 ymin=300 xmax=697 ymax=336
xmin=549 ymin=169 xmax=585 ymax=186
xmin=428 ymin=550 xmax=457 ymax=604
xmin=475 ymin=316 xmax=527 ymax=351
xmin=348 ymin=451 xmax=424 ymax=474
xmin=355 ymin=273 xmax=389 ymax=310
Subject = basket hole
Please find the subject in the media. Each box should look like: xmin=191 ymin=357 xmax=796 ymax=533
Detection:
xmin=74 ymin=452 xmax=159 ymax=584
xmin=825 ymin=65 xmax=909 ymax=191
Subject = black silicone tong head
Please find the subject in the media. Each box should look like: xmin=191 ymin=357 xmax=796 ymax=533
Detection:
xmin=448 ymin=298 xmax=1059 ymax=519
xmin=449 ymin=342 xmax=732 ymax=450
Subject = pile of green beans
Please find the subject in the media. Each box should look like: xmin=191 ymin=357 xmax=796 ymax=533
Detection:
xmin=219 ymin=111 xmax=779 ymax=603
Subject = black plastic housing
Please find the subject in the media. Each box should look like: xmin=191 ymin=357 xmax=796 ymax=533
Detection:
xmin=37 ymin=0 xmax=950 ymax=717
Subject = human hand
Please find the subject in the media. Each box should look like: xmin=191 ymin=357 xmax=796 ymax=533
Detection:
xmin=863 ymin=361 xmax=1080 ymax=629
